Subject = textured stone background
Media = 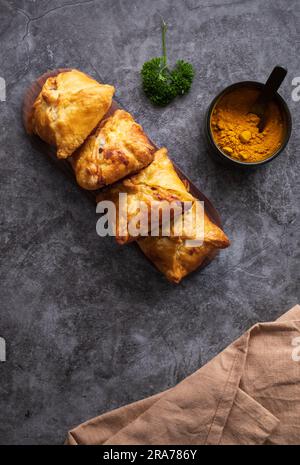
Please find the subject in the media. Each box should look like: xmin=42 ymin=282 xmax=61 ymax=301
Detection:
xmin=0 ymin=0 xmax=299 ymax=445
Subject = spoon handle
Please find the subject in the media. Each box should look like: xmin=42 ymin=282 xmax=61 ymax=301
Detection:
xmin=257 ymin=66 xmax=287 ymax=105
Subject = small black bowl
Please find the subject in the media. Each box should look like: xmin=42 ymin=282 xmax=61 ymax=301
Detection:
xmin=205 ymin=81 xmax=292 ymax=168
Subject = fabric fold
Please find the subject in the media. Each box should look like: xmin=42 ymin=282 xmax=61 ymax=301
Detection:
xmin=220 ymin=388 xmax=279 ymax=445
xmin=66 ymin=304 xmax=300 ymax=445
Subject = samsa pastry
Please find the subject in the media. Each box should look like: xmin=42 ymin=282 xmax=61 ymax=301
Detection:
xmin=73 ymin=110 xmax=155 ymax=190
xmin=28 ymin=69 xmax=115 ymax=159
xmin=96 ymin=147 xmax=194 ymax=244
xmin=138 ymin=201 xmax=230 ymax=283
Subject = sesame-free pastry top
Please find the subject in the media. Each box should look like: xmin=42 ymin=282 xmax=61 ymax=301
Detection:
xmin=73 ymin=109 xmax=156 ymax=190
xmin=96 ymin=147 xmax=195 ymax=245
xmin=28 ymin=69 xmax=115 ymax=159
xmin=138 ymin=201 xmax=230 ymax=283
xmin=24 ymin=68 xmax=230 ymax=282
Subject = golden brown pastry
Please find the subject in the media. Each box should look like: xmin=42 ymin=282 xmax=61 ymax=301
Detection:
xmin=28 ymin=69 xmax=115 ymax=159
xmin=138 ymin=201 xmax=230 ymax=283
xmin=96 ymin=147 xmax=194 ymax=244
xmin=73 ymin=110 xmax=155 ymax=190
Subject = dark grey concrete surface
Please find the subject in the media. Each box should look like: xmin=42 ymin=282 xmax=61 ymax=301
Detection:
xmin=0 ymin=0 xmax=299 ymax=444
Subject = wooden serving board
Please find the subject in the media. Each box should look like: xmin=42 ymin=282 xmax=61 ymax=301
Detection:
xmin=23 ymin=69 xmax=222 ymax=273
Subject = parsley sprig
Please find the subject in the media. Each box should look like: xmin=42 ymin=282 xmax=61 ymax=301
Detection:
xmin=141 ymin=20 xmax=195 ymax=106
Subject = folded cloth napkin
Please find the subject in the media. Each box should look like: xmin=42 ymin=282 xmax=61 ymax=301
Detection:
xmin=66 ymin=305 xmax=300 ymax=445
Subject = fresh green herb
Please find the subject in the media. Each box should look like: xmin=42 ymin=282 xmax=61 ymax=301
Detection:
xmin=141 ymin=20 xmax=195 ymax=106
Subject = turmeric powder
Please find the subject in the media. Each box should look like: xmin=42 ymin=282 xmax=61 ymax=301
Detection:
xmin=211 ymin=86 xmax=285 ymax=163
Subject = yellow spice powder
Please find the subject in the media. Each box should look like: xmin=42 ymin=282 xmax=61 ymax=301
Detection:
xmin=211 ymin=87 xmax=285 ymax=163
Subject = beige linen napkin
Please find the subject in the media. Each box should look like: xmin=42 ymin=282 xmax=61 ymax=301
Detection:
xmin=66 ymin=305 xmax=300 ymax=445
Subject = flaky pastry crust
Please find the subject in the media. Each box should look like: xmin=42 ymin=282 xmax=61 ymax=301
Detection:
xmin=96 ymin=147 xmax=194 ymax=244
xmin=138 ymin=201 xmax=230 ymax=283
xmin=73 ymin=110 xmax=155 ymax=189
xmin=28 ymin=69 xmax=115 ymax=159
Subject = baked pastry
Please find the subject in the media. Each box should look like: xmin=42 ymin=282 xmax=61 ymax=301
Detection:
xmin=28 ymin=69 xmax=115 ymax=159
xmin=96 ymin=147 xmax=194 ymax=244
xmin=138 ymin=201 xmax=230 ymax=283
xmin=73 ymin=109 xmax=155 ymax=190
